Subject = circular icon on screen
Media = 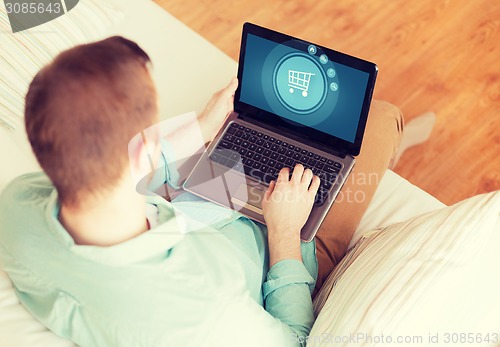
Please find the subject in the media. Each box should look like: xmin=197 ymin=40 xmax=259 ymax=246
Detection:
xmin=273 ymin=53 xmax=327 ymax=114
xmin=327 ymin=68 xmax=336 ymax=78
xmin=307 ymin=45 xmax=317 ymax=55
xmin=319 ymin=54 xmax=328 ymax=64
xmin=330 ymin=82 xmax=338 ymax=91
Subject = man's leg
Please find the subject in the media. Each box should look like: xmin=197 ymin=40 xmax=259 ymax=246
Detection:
xmin=313 ymin=100 xmax=404 ymax=296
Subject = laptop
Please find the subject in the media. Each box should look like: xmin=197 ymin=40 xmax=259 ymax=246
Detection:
xmin=183 ymin=22 xmax=377 ymax=242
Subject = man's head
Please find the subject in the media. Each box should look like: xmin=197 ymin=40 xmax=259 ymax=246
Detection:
xmin=25 ymin=36 xmax=158 ymax=206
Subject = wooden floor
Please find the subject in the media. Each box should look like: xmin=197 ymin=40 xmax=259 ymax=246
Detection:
xmin=154 ymin=0 xmax=500 ymax=205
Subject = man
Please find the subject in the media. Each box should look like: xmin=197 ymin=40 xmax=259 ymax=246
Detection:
xmin=0 ymin=37 xmax=403 ymax=346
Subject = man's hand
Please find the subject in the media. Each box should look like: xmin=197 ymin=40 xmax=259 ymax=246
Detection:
xmin=198 ymin=77 xmax=238 ymax=142
xmin=262 ymin=164 xmax=320 ymax=267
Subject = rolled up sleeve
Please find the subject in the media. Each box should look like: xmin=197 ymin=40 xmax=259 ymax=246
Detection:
xmin=262 ymin=259 xmax=315 ymax=343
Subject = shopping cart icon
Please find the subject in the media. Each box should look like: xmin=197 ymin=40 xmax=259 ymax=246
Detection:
xmin=288 ymin=70 xmax=315 ymax=97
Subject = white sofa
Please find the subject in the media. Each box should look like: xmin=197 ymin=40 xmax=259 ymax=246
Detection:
xmin=0 ymin=1 xmax=446 ymax=345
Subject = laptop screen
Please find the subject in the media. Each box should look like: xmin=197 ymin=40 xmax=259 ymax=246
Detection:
xmin=235 ymin=23 xmax=377 ymax=156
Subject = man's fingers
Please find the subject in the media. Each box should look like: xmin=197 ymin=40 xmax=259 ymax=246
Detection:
xmin=224 ymin=77 xmax=238 ymax=96
xmin=277 ymin=167 xmax=290 ymax=184
xmin=309 ymin=175 xmax=321 ymax=196
xmin=291 ymin=164 xmax=304 ymax=184
xmin=212 ymin=78 xmax=238 ymax=102
xmin=264 ymin=180 xmax=276 ymax=201
xmin=301 ymin=168 xmax=313 ymax=185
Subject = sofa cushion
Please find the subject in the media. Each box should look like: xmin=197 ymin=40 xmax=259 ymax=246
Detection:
xmin=310 ymin=191 xmax=500 ymax=346
xmin=0 ymin=0 xmax=123 ymax=131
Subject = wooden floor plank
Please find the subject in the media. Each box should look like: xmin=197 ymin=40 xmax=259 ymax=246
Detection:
xmin=154 ymin=0 xmax=500 ymax=204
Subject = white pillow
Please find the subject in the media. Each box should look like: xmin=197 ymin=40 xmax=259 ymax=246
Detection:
xmin=310 ymin=191 xmax=500 ymax=347
xmin=0 ymin=0 xmax=123 ymax=130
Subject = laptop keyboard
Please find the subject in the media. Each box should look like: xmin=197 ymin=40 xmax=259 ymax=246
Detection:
xmin=209 ymin=122 xmax=343 ymax=205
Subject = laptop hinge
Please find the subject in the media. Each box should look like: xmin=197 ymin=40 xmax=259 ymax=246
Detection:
xmin=238 ymin=114 xmax=350 ymax=159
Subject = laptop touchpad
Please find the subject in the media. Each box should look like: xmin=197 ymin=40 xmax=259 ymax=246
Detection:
xmin=231 ymin=184 xmax=265 ymax=215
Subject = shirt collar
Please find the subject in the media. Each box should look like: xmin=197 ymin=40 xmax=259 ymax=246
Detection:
xmin=45 ymin=191 xmax=187 ymax=266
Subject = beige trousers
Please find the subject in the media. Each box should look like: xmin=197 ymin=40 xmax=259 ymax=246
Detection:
xmin=313 ymin=100 xmax=404 ymax=297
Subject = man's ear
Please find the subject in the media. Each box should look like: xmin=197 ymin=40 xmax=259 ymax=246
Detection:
xmin=128 ymin=131 xmax=161 ymax=185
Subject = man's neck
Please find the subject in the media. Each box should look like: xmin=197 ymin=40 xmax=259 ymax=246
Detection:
xmin=59 ymin=177 xmax=149 ymax=247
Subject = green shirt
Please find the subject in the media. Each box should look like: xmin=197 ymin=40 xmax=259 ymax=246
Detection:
xmin=0 ymin=172 xmax=318 ymax=346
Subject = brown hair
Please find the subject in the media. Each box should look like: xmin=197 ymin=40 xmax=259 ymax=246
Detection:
xmin=25 ymin=36 xmax=157 ymax=206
